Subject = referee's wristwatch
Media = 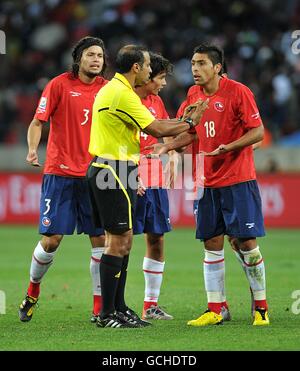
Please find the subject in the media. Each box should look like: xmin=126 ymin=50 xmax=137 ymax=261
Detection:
xmin=184 ymin=117 xmax=195 ymax=129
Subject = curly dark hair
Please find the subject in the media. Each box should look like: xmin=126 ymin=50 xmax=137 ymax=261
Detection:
xmin=71 ymin=36 xmax=107 ymax=77
xmin=149 ymin=52 xmax=173 ymax=79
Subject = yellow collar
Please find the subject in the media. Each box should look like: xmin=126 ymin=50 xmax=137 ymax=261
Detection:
xmin=113 ymin=73 xmax=133 ymax=90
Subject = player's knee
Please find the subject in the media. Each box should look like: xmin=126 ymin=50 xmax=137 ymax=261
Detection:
xmin=228 ymin=236 xmax=239 ymax=251
xmin=147 ymin=233 xmax=163 ymax=248
xmin=147 ymin=234 xmax=163 ymax=257
xmin=41 ymin=235 xmax=63 ymax=253
xmin=118 ymin=231 xmax=133 ymax=256
xmin=124 ymin=235 xmax=133 ymax=254
xmin=120 ymin=245 xmax=131 ymax=256
xmin=237 ymin=237 xmax=257 ymax=251
xmin=204 ymin=235 xmax=224 ymax=250
xmin=90 ymin=234 xmax=106 ymax=248
xmin=119 ymin=239 xmax=132 ymax=255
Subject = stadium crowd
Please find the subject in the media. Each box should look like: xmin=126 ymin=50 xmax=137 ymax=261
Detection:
xmin=0 ymin=0 xmax=299 ymax=145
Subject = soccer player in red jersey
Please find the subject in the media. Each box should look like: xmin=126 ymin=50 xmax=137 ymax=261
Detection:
xmin=134 ymin=53 xmax=177 ymax=320
xmin=222 ymin=60 xmax=261 ymax=319
xmin=147 ymin=44 xmax=269 ymax=326
xmin=18 ymin=37 xmax=108 ymax=323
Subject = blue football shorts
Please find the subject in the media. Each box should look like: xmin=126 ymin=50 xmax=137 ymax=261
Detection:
xmin=193 ymin=180 xmax=265 ymax=240
xmin=133 ymin=188 xmax=171 ymax=235
xmin=39 ymin=174 xmax=104 ymax=236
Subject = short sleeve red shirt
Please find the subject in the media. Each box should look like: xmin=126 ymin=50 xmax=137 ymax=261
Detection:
xmin=34 ymin=72 xmax=107 ymax=177
xmin=177 ymin=77 xmax=263 ymax=187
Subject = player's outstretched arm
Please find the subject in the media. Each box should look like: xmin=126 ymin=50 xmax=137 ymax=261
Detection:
xmin=252 ymin=140 xmax=262 ymax=150
xmin=26 ymin=118 xmax=43 ymax=167
xmin=203 ymin=124 xmax=264 ymax=156
xmin=144 ymin=99 xmax=209 ymax=138
xmin=162 ymin=139 xmax=180 ymax=189
xmin=145 ymin=131 xmax=196 ymax=157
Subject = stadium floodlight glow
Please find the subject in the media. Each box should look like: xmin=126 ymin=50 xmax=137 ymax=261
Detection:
xmin=0 ymin=30 xmax=5 ymax=54
xmin=291 ymin=30 xmax=300 ymax=55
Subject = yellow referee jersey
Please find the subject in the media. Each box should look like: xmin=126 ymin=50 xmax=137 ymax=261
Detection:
xmin=89 ymin=72 xmax=155 ymax=164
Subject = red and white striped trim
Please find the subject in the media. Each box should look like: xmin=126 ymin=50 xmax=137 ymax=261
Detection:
xmin=244 ymin=258 xmax=263 ymax=267
xmin=91 ymin=256 xmax=101 ymax=263
xmin=144 ymin=298 xmax=157 ymax=302
xmin=33 ymin=254 xmax=53 ymax=266
xmin=143 ymin=269 xmax=163 ymax=274
xmin=203 ymin=258 xmax=224 ymax=264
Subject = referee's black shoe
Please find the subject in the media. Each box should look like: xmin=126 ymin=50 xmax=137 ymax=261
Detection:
xmin=120 ymin=307 xmax=152 ymax=327
xmin=96 ymin=311 xmax=140 ymax=328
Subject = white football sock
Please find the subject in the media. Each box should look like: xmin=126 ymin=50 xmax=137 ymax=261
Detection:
xmin=233 ymin=248 xmax=249 ymax=277
xmin=90 ymin=247 xmax=105 ymax=296
xmin=232 ymin=248 xmax=245 ymax=266
xmin=203 ymin=249 xmax=225 ymax=303
xmin=30 ymin=241 xmax=56 ymax=283
xmin=143 ymin=257 xmax=165 ymax=303
xmin=240 ymin=246 xmax=266 ymax=301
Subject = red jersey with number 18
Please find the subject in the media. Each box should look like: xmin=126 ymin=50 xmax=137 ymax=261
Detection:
xmin=139 ymin=94 xmax=169 ymax=187
xmin=177 ymin=77 xmax=263 ymax=188
xmin=34 ymin=72 xmax=107 ymax=177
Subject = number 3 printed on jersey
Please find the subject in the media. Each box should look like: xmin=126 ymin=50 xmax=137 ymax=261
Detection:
xmin=204 ymin=121 xmax=216 ymax=137
xmin=81 ymin=109 xmax=90 ymax=126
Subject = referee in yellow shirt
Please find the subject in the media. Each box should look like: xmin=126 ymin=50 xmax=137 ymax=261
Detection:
xmin=87 ymin=44 xmax=208 ymax=328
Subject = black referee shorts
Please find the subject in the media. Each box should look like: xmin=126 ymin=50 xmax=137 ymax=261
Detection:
xmin=87 ymin=157 xmax=138 ymax=234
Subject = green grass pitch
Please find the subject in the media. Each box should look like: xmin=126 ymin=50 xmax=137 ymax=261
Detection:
xmin=0 ymin=226 xmax=300 ymax=351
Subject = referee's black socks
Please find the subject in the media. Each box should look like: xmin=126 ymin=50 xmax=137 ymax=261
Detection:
xmin=115 ymin=254 xmax=129 ymax=313
xmin=99 ymin=254 xmax=123 ymax=318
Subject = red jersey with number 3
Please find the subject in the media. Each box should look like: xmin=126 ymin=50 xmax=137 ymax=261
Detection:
xmin=139 ymin=94 xmax=169 ymax=187
xmin=177 ymin=77 xmax=263 ymax=188
xmin=34 ymin=72 xmax=107 ymax=177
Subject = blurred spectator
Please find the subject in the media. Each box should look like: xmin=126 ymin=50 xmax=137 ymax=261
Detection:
xmin=271 ymin=68 xmax=292 ymax=140
xmin=0 ymin=0 xmax=300 ymax=144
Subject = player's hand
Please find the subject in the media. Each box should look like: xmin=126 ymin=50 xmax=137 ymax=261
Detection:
xmin=201 ymin=144 xmax=229 ymax=156
xmin=137 ymin=177 xmax=146 ymax=196
xmin=189 ymin=98 xmax=209 ymax=126
xmin=164 ymin=155 xmax=179 ymax=189
xmin=144 ymin=143 xmax=169 ymax=157
xmin=164 ymin=162 xmax=175 ymax=189
xmin=182 ymin=103 xmax=197 ymax=120
xmin=26 ymin=149 xmax=41 ymax=167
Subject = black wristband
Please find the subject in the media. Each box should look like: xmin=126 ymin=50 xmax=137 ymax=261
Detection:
xmin=184 ymin=117 xmax=194 ymax=129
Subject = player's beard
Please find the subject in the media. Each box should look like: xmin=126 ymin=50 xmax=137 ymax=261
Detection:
xmin=84 ymin=70 xmax=101 ymax=78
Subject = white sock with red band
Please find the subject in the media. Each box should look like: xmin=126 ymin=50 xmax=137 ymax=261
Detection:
xmin=143 ymin=257 xmax=165 ymax=310
xmin=28 ymin=241 xmax=56 ymax=298
xmin=30 ymin=241 xmax=55 ymax=283
xmin=203 ymin=249 xmax=225 ymax=314
xmin=240 ymin=246 xmax=268 ymax=309
xmin=232 ymin=248 xmax=255 ymax=310
xmin=90 ymin=247 xmax=105 ymax=315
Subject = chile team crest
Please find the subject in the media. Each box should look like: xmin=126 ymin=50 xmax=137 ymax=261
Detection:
xmin=214 ymin=101 xmax=225 ymax=112
xmin=148 ymin=106 xmax=157 ymax=117
xmin=42 ymin=216 xmax=51 ymax=227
